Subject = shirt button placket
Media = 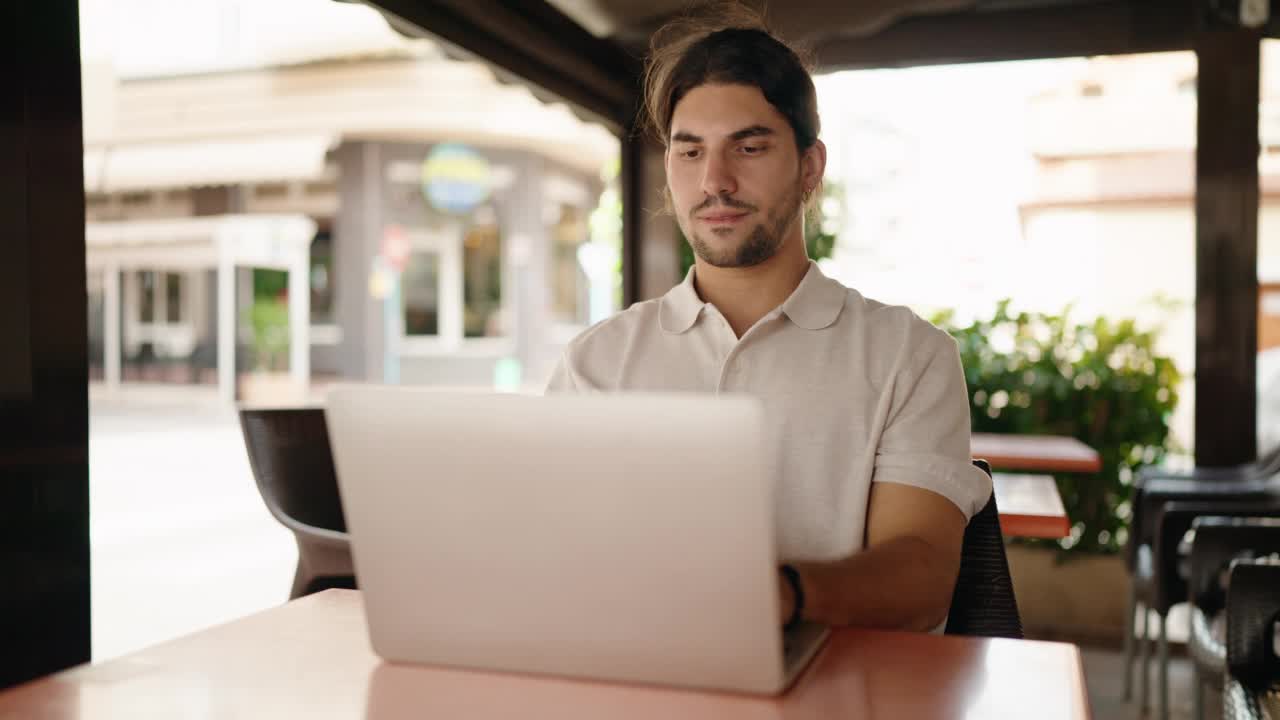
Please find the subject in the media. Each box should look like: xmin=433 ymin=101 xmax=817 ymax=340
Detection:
xmin=720 ymin=347 xmax=747 ymax=392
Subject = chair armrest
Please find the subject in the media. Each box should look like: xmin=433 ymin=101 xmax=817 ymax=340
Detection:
xmin=1222 ymin=676 xmax=1277 ymax=720
xmin=1189 ymin=604 xmax=1227 ymax=676
xmin=1189 ymin=516 xmax=1280 ymax=614
xmin=1152 ymin=500 xmax=1280 ymax=612
xmin=265 ymin=505 xmax=350 ymax=548
xmin=1138 ymin=442 xmax=1280 ymax=488
xmin=1128 ymin=479 xmax=1279 ymax=571
xmin=1144 ymin=477 xmax=1278 ymax=499
xmin=1226 ymin=561 xmax=1280 ymax=692
xmin=1138 ymin=463 xmax=1267 ymax=488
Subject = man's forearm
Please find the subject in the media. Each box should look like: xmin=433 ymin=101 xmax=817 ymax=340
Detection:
xmin=792 ymin=536 xmax=959 ymax=632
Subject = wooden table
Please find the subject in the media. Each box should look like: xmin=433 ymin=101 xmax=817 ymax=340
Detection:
xmin=993 ymin=473 xmax=1071 ymax=539
xmin=972 ymin=432 xmax=1102 ymax=473
xmin=0 ymin=590 xmax=1092 ymax=719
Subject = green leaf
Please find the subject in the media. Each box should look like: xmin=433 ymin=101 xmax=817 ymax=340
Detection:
xmin=936 ymin=302 xmax=1181 ymax=556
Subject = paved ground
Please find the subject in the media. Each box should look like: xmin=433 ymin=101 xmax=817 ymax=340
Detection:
xmin=1084 ymin=644 xmax=1211 ymax=720
xmin=88 ymin=383 xmax=1215 ymax=717
xmin=89 ymin=384 xmax=296 ymax=661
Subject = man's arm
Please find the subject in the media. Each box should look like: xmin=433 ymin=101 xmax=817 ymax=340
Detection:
xmin=778 ymin=482 xmax=966 ymax=632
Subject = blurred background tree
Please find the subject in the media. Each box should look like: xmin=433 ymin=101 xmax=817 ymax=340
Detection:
xmin=932 ymin=301 xmax=1182 ymax=556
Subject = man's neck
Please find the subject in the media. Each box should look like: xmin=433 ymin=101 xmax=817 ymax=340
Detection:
xmin=692 ymin=238 xmax=811 ymax=338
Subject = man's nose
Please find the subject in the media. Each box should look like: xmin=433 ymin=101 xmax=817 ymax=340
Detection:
xmin=699 ymin=153 xmax=737 ymax=198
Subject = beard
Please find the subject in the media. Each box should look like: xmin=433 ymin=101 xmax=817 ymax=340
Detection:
xmin=682 ymin=182 xmax=803 ymax=269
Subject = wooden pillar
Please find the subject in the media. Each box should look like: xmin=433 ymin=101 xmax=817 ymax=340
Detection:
xmin=0 ymin=0 xmax=91 ymax=688
xmin=621 ymin=128 xmax=644 ymax=308
xmin=621 ymin=126 xmax=682 ymax=307
xmin=1195 ymin=29 xmax=1261 ymax=466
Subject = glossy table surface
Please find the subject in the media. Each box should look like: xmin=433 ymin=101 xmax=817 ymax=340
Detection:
xmin=972 ymin=433 xmax=1102 ymax=473
xmin=993 ymin=472 xmax=1072 ymax=539
xmin=0 ymin=590 xmax=1092 ymax=719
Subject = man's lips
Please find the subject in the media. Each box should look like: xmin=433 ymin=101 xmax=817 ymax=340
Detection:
xmin=697 ymin=211 xmax=749 ymax=223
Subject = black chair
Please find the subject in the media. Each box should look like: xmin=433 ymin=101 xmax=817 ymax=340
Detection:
xmin=1188 ymin=516 xmax=1280 ymax=720
xmin=1126 ymin=443 xmax=1280 ymax=590
xmin=1222 ymin=559 xmax=1280 ymax=720
xmin=1124 ymin=467 xmax=1280 ymax=719
xmin=945 ymin=459 xmax=1024 ymax=639
xmin=239 ymin=407 xmax=355 ymax=599
xmin=1127 ymin=447 xmax=1280 ymax=614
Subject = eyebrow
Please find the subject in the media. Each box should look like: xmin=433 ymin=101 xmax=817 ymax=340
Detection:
xmin=670 ymin=125 xmax=777 ymax=144
xmin=729 ymin=125 xmax=776 ymax=141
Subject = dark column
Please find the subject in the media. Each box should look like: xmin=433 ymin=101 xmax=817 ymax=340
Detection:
xmin=0 ymin=0 xmax=91 ymax=688
xmin=1195 ymin=29 xmax=1262 ymax=466
xmin=621 ymin=127 xmax=644 ymax=307
xmin=621 ymin=127 xmax=682 ymax=306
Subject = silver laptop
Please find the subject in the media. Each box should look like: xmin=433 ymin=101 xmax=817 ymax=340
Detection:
xmin=325 ymin=385 xmax=830 ymax=695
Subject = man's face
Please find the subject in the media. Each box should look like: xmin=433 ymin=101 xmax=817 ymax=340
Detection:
xmin=665 ymin=82 xmax=817 ymax=269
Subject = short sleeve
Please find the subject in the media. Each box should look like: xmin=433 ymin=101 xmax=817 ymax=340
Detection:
xmin=871 ymin=330 xmax=992 ymax=520
xmin=543 ymin=351 xmax=580 ymax=394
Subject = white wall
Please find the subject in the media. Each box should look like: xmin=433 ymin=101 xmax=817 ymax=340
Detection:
xmin=1021 ymin=205 xmax=1196 ymax=449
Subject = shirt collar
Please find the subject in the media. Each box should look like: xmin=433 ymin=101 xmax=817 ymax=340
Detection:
xmin=658 ymin=266 xmax=705 ymax=334
xmin=781 ymin=261 xmax=847 ymax=331
xmin=658 ymin=261 xmax=846 ymax=335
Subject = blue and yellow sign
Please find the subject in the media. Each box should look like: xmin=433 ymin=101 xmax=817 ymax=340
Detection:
xmin=421 ymin=143 xmax=492 ymax=215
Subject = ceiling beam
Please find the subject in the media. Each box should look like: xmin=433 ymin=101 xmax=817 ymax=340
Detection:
xmin=363 ymin=0 xmax=640 ymax=135
xmin=815 ymin=1 xmax=1201 ymax=71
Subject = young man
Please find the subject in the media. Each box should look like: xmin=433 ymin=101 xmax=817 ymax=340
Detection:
xmin=546 ymin=15 xmax=991 ymax=634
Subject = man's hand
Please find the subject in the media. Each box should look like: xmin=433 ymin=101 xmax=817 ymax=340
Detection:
xmin=777 ymin=570 xmax=796 ymax=626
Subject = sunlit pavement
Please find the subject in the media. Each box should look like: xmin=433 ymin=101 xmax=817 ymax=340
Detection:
xmin=89 ymin=384 xmax=296 ymax=661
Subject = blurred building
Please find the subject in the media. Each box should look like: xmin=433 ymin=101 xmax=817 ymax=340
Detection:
xmin=80 ymin=0 xmax=620 ymax=401
xmin=1018 ymin=46 xmax=1280 ymax=451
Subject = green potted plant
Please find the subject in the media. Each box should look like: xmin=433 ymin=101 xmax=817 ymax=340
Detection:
xmin=248 ymin=297 xmax=290 ymax=372
xmin=932 ymin=300 xmax=1182 ymax=641
xmin=239 ymin=269 xmax=298 ymax=403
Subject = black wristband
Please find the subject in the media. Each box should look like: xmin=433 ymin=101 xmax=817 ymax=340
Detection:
xmin=779 ymin=564 xmax=804 ymax=630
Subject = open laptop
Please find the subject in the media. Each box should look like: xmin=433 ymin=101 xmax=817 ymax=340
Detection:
xmin=325 ymin=384 xmax=830 ymax=695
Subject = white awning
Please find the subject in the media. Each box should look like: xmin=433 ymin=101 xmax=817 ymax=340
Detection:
xmin=86 ymin=214 xmax=317 ymax=270
xmin=84 ymin=133 xmax=337 ymax=192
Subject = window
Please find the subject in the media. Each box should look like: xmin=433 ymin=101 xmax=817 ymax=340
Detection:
xmin=88 ymin=270 xmax=105 ymax=371
xmin=462 ymin=222 xmax=502 ymax=338
xmin=254 ymin=183 xmax=289 ymax=200
xmin=310 ymin=229 xmax=335 ymax=325
xmin=305 ymin=180 xmax=336 ymax=196
xmin=138 ymin=271 xmax=157 ymax=323
xmin=397 ymin=228 xmax=462 ymax=348
xmin=549 ymin=204 xmax=590 ymax=326
xmin=164 ymin=272 xmax=183 ymax=324
xmin=402 ymin=251 xmax=441 ymax=337
xmin=122 ymin=191 xmax=152 ymax=207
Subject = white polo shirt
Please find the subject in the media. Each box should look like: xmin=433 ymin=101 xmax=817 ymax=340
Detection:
xmin=545 ymin=261 xmax=991 ymax=563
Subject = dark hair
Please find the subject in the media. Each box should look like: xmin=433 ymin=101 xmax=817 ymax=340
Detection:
xmin=643 ymin=6 xmax=820 ymax=152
